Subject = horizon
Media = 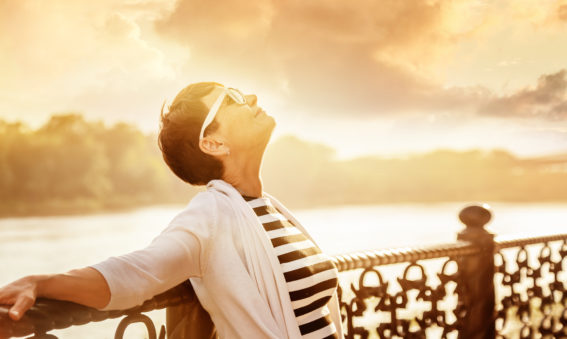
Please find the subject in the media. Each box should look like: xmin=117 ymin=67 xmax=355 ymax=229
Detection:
xmin=3 ymin=112 xmax=567 ymax=161
xmin=5 ymin=113 xmax=567 ymax=161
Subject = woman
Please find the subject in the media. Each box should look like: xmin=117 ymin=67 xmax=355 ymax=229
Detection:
xmin=0 ymin=82 xmax=344 ymax=338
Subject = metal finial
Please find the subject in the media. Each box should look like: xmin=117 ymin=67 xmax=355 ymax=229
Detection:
xmin=459 ymin=204 xmax=492 ymax=229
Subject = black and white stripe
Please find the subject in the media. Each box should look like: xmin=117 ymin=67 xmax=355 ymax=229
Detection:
xmin=245 ymin=196 xmax=339 ymax=339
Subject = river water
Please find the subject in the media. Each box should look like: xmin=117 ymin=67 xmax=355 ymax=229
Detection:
xmin=1 ymin=202 xmax=566 ymax=338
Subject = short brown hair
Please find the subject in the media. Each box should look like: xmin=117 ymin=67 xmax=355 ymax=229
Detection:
xmin=158 ymin=82 xmax=224 ymax=185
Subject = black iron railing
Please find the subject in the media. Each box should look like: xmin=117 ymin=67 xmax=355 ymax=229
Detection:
xmin=493 ymin=235 xmax=567 ymax=338
xmin=1 ymin=204 xmax=566 ymax=338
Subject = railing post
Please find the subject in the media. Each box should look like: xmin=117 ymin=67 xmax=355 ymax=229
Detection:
xmin=457 ymin=204 xmax=495 ymax=339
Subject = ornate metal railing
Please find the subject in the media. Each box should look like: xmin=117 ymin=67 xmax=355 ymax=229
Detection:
xmin=494 ymin=235 xmax=567 ymax=338
xmin=1 ymin=204 xmax=566 ymax=338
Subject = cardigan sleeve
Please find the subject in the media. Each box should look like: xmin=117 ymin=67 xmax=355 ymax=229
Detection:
xmin=90 ymin=192 xmax=217 ymax=310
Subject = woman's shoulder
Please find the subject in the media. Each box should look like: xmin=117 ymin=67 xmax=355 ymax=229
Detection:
xmin=169 ymin=188 xmax=238 ymax=229
xmin=164 ymin=191 xmax=219 ymax=230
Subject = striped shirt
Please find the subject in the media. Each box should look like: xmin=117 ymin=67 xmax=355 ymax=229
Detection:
xmin=244 ymin=196 xmax=339 ymax=339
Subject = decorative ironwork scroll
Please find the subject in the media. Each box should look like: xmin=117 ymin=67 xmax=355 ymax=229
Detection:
xmin=336 ymin=258 xmax=467 ymax=339
xmin=114 ymin=313 xmax=165 ymax=339
xmin=331 ymin=238 xmax=483 ymax=339
xmin=494 ymin=239 xmax=567 ymax=338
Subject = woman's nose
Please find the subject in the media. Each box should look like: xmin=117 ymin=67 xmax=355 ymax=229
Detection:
xmin=246 ymin=94 xmax=257 ymax=106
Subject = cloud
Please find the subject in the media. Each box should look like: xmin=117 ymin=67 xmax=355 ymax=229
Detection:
xmin=155 ymin=0 xmax=490 ymax=116
xmin=1 ymin=0 xmax=566 ymax=134
xmin=559 ymin=4 xmax=567 ymax=22
xmin=479 ymin=69 xmax=567 ymax=120
xmin=0 ymin=0 xmax=182 ymax=127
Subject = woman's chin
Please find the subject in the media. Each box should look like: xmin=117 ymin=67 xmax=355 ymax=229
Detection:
xmin=267 ymin=115 xmax=276 ymax=131
xmin=257 ymin=126 xmax=275 ymax=152
xmin=267 ymin=119 xmax=276 ymax=140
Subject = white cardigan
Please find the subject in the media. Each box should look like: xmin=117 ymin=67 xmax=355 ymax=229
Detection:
xmin=92 ymin=179 xmax=344 ymax=339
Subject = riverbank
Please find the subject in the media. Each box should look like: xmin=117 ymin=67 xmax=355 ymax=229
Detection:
xmin=0 ymin=195 xmax=193 ymax=218
xmin=3 ymin=195 xmax=567 ymax=219
xmin=3 ymin=116 xmax=567 ymax=219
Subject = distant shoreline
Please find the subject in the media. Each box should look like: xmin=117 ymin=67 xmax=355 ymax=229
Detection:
xmin=3 ymin=116 xmax=567 ymax=220
xmin=0 ymin=198 xmax=189 ymax=219
xmin=3 ymin=198 xmax=567 ymax=219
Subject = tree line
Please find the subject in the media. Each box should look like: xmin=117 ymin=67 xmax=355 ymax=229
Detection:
xmin=1 ymin=114 xmax=566 ymax=216
xmin=0 ymin=114 xmax=198 ymax=216
xmin=264 ymin=136 xmax=567 ymax=208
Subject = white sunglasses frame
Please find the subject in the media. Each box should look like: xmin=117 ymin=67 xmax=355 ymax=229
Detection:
xmin=199 ymin=87 xmax=246 ymax=140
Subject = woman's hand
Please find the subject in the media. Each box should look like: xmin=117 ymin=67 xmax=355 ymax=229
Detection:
xmin=0 ymin=268 xmax=110 ymax=321
xmin=0 ymin=275 xmax=44 ymax=321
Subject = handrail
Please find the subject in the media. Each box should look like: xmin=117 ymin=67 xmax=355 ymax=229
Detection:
xmin=332 ymin=241 xmax=479 ymax=271
xmin=494 ymin=232 xmax=567 ymax=250
xmin=327 ymin=232 xmax=567 ymax=273
xmin=0 ymin=282 xmax=196 ymax=339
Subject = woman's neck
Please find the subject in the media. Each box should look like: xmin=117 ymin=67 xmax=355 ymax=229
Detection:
xmin=234 ymin=180 xmax=263 ymax=198
xmin=222 ymin=154 xmax=264 ymax=198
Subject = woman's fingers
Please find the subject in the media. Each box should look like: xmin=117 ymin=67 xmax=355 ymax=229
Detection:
xmin=9 ymin=293 xmax=35 ymax=321
xmin=0 ymin=287 xmax=17 ymax=307
xmin=0 ymin=276 xmax=40 ymax=321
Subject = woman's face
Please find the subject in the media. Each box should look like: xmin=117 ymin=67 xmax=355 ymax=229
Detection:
xmin=201 ymin=85 xmax=276 ymax=156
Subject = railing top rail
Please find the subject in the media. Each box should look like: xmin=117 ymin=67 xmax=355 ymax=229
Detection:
xmin=494 ymin=232 xmax=567 ymax=250
xmin=332 ymin=241 xmax=479 ymax=272
xmin=329 ymin=231 xmax=567 ymax=272
xmin=0 ymin=282 xmax=196 ymax=339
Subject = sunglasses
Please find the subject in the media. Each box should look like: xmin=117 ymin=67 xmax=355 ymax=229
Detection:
xmin=199 ymin=87 xmax=247 ymax=139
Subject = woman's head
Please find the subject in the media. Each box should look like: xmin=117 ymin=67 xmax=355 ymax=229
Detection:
xmin=158 ymin=82 xmax=275 ymax=186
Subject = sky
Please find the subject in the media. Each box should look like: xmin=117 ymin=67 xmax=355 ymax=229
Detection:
xmin=1 ymin=0 xmax=567 ymax=159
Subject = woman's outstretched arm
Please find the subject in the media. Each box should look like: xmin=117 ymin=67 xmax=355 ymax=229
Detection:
xmin=0 ymin=267 xmax=110 ymax=321
xmin=1 ymin=197 xmax=211 ymax=321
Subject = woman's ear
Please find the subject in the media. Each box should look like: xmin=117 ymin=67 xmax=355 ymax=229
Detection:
xmin=199 ymin=136 xmax=230 ymax=157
